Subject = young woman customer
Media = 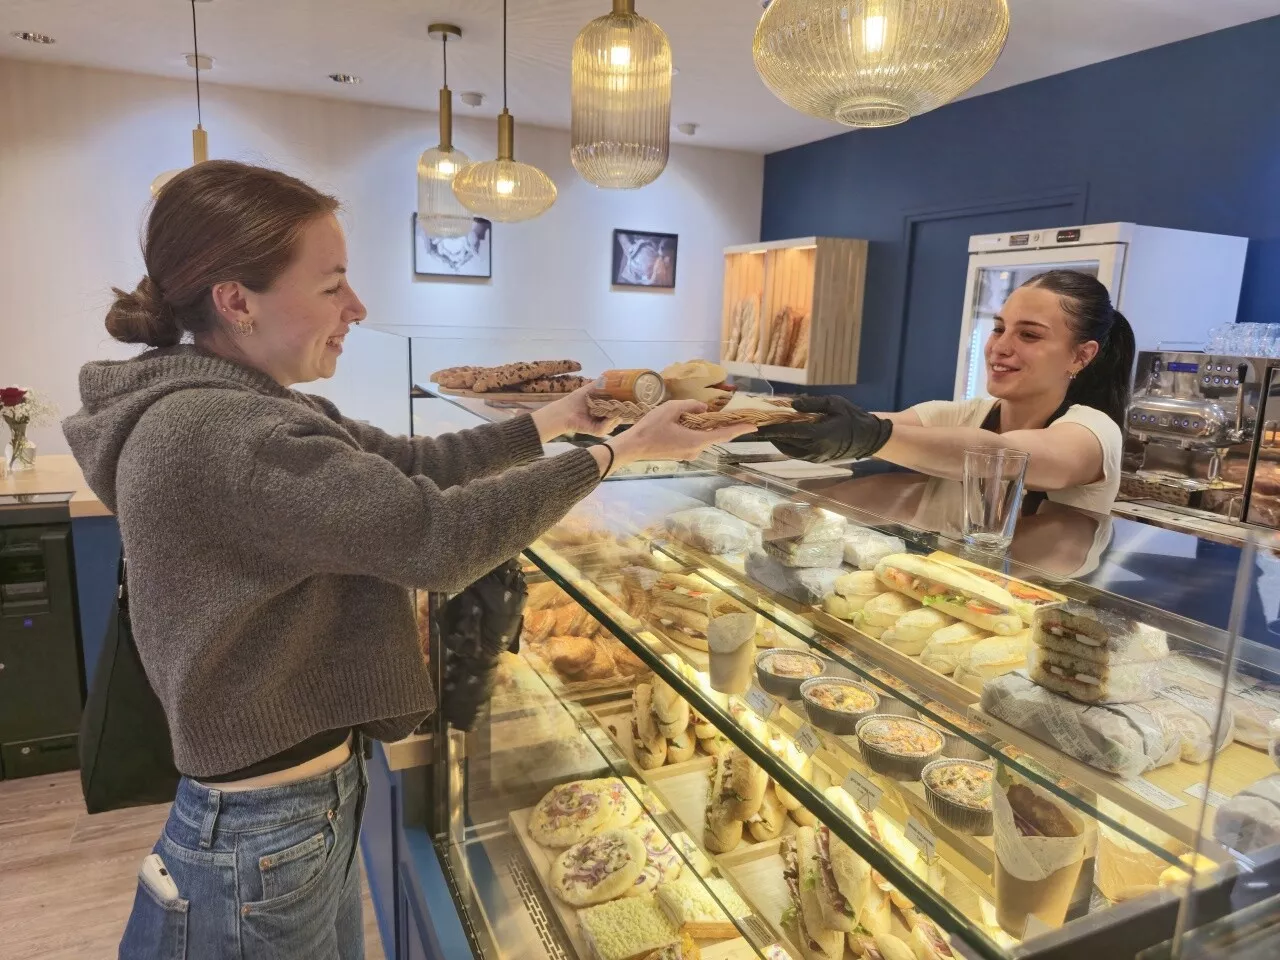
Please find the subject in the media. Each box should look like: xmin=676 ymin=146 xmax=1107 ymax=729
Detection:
xmin=63 ymin=160 xmax=749 ymax=959
xmin=757 ymin=270 xmax=1136 ymax=513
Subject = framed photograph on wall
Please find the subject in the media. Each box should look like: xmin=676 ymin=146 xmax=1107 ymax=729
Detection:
xmin=612 ymin=229 xmax=678 ymax=289
xmin=413 ymin=213 xmax=492 ymax=279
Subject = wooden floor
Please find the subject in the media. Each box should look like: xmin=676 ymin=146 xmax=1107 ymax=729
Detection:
xmin=0 ymin=771 xmax=387 ymax=960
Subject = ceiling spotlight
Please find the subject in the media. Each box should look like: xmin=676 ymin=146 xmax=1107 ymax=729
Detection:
xmin=460 ymin=91 xmax=485 ymax=107
xmin=328 ymin=73 xmax=362 ymax=84
xmin=677 ymin=122 xmax=698 ymax=136
xmin=185 ymin=53 xmax=213 ymax=70
xmin=11 ymin=31 xmax=56 ymax=44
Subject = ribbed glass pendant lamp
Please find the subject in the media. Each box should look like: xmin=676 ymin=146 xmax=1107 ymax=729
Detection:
xmin=570 ymin=0 xmax=671 ymax=189
xmin=151 ymin=0 xmax=211 ymax=196
xmin=753 ymin=0 xmax=1010 ymax=129
xmin=452 ymin=0 xmax=557 ymax=222
xmin=416 ymin=24 xmax=473 ymax=238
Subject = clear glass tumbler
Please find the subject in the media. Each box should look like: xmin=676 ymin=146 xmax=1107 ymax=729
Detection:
xmin=963 ymin=446 xmax=1030 ymax=552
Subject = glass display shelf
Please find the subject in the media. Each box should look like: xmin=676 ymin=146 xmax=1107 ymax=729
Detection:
xmin=433 ymin=588 xmax=778 ymax=960
xmin=508 ymin=465 xmax=1280 ymax=960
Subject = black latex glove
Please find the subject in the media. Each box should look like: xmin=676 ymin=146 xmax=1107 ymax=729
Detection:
xmin=754 ymin=395 xmax=893 ymax=463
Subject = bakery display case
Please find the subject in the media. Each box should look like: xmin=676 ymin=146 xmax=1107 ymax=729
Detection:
xmin=392 ymin=454 xmax=1280 ymax=960
xmin=719 ymin=237 xmax=869 ymax=386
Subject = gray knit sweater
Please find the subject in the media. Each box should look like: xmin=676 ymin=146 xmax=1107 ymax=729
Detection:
xmin=63 ymin=346 xmax=600 ymax=776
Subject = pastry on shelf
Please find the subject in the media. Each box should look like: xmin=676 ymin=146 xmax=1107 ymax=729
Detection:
xmin=638 ymin=932 xmax=700 ymax=960
xmin=824 ymin=570 xmax=882 ymax=620
xmin=655 ymin=874 xmax=740 ymax=939
xmin=529 ymin=778 xmax=642 ymax=849
xmin=550 ymin=829 xmax=648 ymax=907
xmin=579 ymin=895 xmax=681 ymax=960
xmin=880 ymin=608 xmax=955 ymax=657
xmin=919 ymin=623 xmax=990 ymax=677
xmin=952 ymin=634 xmax=1030 ymax=695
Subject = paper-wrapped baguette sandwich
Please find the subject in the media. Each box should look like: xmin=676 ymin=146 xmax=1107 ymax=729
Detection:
xmin=875 ymin=554 xmax=1024 ymax=635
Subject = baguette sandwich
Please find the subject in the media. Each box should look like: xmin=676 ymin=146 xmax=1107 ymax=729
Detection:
xmin=875 ymin=554 xmax=1025 ymax=635
xmin=782 ymin=831 xmax=845 ymax=960
xmin=703 ymin=755 xmax=744 ymax=853
xmin=813 ymin=825 xmax=873 ymax=933
xmin=650 ymin=573 xmax=727 ymax=651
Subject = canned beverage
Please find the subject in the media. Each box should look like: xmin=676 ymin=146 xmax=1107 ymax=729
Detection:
xmin=591 ymin=369 xmax=666 ymax=405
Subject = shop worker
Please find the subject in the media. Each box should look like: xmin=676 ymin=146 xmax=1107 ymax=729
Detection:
xmin=757 ymin=270 xmax=1135 ymax=513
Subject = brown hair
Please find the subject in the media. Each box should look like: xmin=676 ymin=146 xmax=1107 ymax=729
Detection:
xmin=106 ymin=161 xmax=340 ymax=347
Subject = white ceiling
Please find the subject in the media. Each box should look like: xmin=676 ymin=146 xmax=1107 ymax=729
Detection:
xmin=3 ymin=0 xmax=1279 ymax=154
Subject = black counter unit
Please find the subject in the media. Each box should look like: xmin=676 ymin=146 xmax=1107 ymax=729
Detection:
xmin=0 ymin=492 xmax=83 ymax=778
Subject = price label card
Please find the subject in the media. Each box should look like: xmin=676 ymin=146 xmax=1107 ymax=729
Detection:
xmin=794 ymin=724 xmax=822 ymax=758
xmin=744 ymin=684 xmax=779 ymax=720
xmin=842 ymin=769 xmax=882 ymax=813
xmin=1122 ymin=777 xmax=1186 ymax=811
xmin=1184 ymin=782 xmax=1230 ymax=808
xmin=906 ymin=817 xmax=937 ymax=862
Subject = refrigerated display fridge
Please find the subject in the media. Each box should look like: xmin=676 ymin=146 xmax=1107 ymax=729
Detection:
xmin=954 ymin=222 xmax=1248 ymax=401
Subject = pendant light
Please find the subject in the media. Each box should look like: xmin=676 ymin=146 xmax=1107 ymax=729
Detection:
xmin=570 ymin=0 xmax=671 ymax=189
xmin=416 ymin=24 xmax=474 ymax=238
xmin=753 ymin=0 xmax=1010 ymax=129
xmin=151 ymin=0 xmax=211 ymax=196
xmin=452 ymin=0 xmax=557 ymax=222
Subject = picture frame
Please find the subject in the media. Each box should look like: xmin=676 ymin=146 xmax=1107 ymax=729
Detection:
xmin=413 ymin=213 xmax=492 ymax=279
xmin=611 ymin=229 xmax=678 ymax=289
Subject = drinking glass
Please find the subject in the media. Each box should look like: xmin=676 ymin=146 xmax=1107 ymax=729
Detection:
xmin=963 ymin=447 xmax=1030 ymax=553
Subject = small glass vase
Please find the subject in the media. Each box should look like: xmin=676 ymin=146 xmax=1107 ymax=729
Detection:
xmin=4 ymin=419 xmax=36 ymax=473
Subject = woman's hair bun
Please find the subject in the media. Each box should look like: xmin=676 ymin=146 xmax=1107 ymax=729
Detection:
xmin=105 ymin=275 xmax=183 ymax=348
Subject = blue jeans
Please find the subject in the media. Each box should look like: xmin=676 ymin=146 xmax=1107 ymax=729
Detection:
xmin=119 ymin=749 xmax=369 ymax=959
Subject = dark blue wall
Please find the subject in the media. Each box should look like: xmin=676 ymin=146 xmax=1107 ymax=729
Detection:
xmin=761 ymin=15 xmax=1280 ymax=411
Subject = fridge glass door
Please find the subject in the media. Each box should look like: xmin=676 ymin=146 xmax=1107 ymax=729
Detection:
xmin=956 ymin=250 xmax=1116 ymax=400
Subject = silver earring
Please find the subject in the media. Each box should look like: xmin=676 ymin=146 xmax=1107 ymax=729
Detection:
xmin=1069 ymin=371 xmax=1078 ymax=380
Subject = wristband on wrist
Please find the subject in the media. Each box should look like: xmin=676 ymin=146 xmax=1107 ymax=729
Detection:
xmin=599 ymin=442 xmax=616 ymax=478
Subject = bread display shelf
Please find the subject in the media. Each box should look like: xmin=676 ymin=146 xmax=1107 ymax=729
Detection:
xmin=720 ymin=236 xmax=869 ymax=386
xmin=435 ymin=385 xmax=562 ymax=402
xmin=716 ymin=840 xmax=918 ymax=960
xmin=765 ymin=701 xmax=997 ymax=894
xmin=969 ymin=707 xmax=1272 ymax=860
xmin=587 ymin=701 xmax=713 ymax=781
xmin=657 ymin=540 xmax=980 ymax=713
xmin=509 ymin=807 xmax=754 ymax=960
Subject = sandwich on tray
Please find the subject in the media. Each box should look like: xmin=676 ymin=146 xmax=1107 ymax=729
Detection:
xmin=874 ymin=553 xmax=1026 ymax=636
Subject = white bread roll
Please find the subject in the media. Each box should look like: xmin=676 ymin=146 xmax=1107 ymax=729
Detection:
xmin=881 ymin=608 xmax=955 ymax=656
xmin=861 ymin=591 xmax=922 ymax=628
xmin=919 ymin=622 xmax=989 ymax=676
xmin=953 ymin=632 xmax=1029 ymax=694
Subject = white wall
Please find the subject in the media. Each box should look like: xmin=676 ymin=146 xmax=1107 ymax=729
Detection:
xmin=0 ymin=57 xmax=764 ymax=454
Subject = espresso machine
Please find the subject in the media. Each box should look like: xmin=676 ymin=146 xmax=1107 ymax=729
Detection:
xmin=1121 ymin=351 xmax=1280 ymax=528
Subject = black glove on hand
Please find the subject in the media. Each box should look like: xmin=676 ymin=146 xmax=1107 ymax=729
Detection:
xmin=754 ymin=395 xmax=893 ymax=463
